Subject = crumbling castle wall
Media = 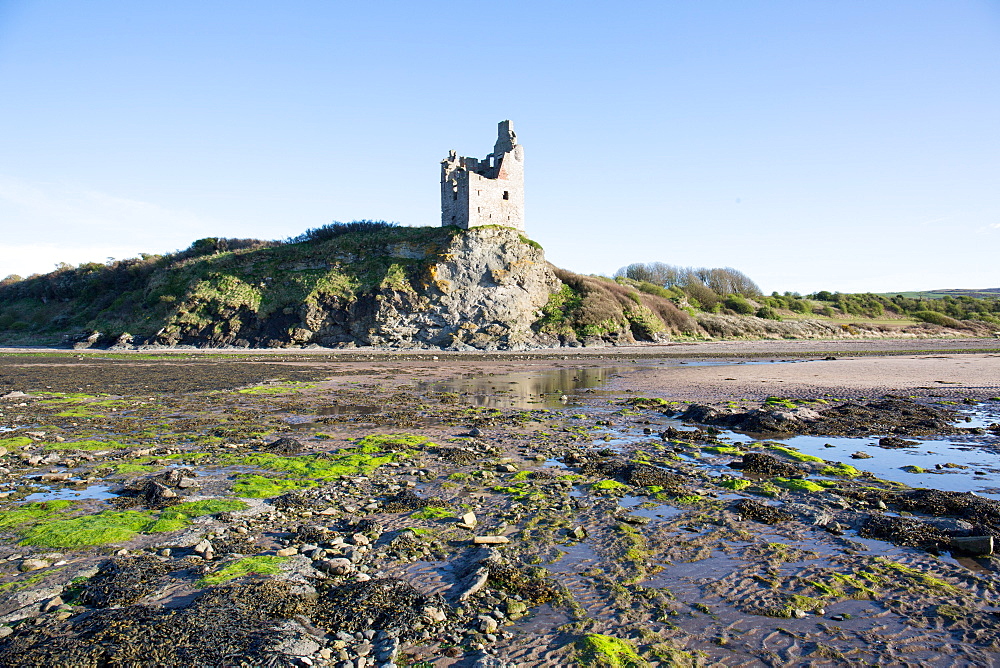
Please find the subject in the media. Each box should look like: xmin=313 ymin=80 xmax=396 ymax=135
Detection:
xmin=441 ymin=120 xmax=525 ymax=231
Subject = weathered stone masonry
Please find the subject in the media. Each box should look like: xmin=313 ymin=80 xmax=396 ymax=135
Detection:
xmin=441 ymin=120 xmax=525 ymax=231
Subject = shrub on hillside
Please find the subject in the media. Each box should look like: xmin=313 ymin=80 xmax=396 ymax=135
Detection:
xmin=289 ymin=220 xmax=398 ymax=243
xmin=541 ymin=269 xmax=699 ymax=341
xmin=913 ymin=311 xmax=964 ymax=328
xmin=723 ymin=295 xmax=755 ymax=315
xmin=756 ymin=306 xmax=782 ymax=320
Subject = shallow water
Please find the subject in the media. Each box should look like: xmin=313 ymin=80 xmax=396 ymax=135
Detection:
xmin=601 ymin=404 xmax=1000 ymax=499
xmin=415 ymin=366 xmax=637 ymax=409
xmin=618 ymin=495 xmax=685 ymax=520
xmin=25 ymin=484 xmax=117 ymax=501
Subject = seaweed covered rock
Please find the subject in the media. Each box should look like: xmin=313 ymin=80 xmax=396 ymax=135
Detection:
xmin=114 ymin=478 xmax=181 ymax=510
xmin=381 ymin=489 xmax=447 ymax=513
xmin=839 ymin=487 xmax=1000 ymax=525
xmin=0 ymin=580 xmax=315 ymax=666
xmin=81 ymin=555 xmax=177 ymax=608
xmin=680 ymin=403 xmax=820 ymax=434
xmin=265 ymin=437 xmax=304 ymax=455
xmin=730 ymin=452 xmax=806 ymax=477
xmin=732 ymin=499 xmax=793 ymax=524
xmin=682 ymin=397 xmax=961 ymax=437
xmin=579 ymin=459 xmax=686 ymax=490
xmin=860 ymin=515 xmax=953 ymax=552
xmin=313 ymin=577 xmax=443 ymax=638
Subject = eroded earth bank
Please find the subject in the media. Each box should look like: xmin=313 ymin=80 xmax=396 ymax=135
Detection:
xmin=1 ymin=345 xmax=1000 ymax=666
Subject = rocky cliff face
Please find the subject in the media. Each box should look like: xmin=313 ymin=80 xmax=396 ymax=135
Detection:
xmin=153 ymin=226 xmax=561 ymax=350
xmin=299 ymin=227 xmax=560 ymax=350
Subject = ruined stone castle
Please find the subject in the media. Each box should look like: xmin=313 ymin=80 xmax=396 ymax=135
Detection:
xmin=441 ymin=120 xmax=524 ymax=231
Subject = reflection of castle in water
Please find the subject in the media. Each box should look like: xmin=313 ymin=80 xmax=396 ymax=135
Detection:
xmin=418 ymin=367 xmax=628 ymax=409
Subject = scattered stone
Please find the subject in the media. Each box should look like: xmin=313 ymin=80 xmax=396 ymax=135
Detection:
xmin=18 ymin=559 xmax=50 ymax=573
xmin=473 ymin=536 xmax=509 ymax=545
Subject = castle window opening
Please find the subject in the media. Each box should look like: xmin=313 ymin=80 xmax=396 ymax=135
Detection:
xmin=503 ymin=191 xmax=509 ymax=200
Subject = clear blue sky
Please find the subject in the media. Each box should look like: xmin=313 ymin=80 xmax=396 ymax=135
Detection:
xmin=1 ymin=0 xmax=998 ymax=294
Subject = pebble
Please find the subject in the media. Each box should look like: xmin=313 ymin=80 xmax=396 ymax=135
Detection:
xmin=473 ymin=536 xmax=509 ymax=545
xmin=276 ymin=547 xmax=298 ymax=557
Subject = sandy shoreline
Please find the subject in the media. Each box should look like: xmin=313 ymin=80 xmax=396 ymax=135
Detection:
xmin=612 ymin=353 xmax=1000 ymax=402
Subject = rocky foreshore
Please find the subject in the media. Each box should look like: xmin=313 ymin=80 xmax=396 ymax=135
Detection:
xmin=1 ymin=351 xmax=1000 ymax=666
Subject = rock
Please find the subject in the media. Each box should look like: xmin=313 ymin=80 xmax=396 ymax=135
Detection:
xmin=731 ymin=452 xmax=806 ymax=477
xmin=276 ymin=547 xmax=299 ymax=557
xmin=265 ymin=437 xmax=304 ymax=455
xmin=318 ymin=558 xmax=356 ymax=576
xmin=458 ymin=512 xmax=478 ymax=529
xmin=953 ymin=535 xmax=994 ymax=555
xmin=570 ymin=526 xmax=587 ymax=540
xmin=0 ymin=627 xmax=11 ymax=638
xmin=850 ymin=451 xmax=873 ymax=459
xmin=477 ymin=615 xmax=499 ymax=634
xmin=0 ymin=391 xmax=29 ymax=400
xmin=505 ymin=600 xmax=528 ymax=618
xmin=878 ymin=436 xmax=920 ymax=448
xmin=456 ymin=566 xmax=490 ymax=602
xmin=422 ymin=606 xmax=447 ymax=623
xmin=792 ymin=609 xmax=807 ymax=619
xmin=18 ymin=559 xmax=50 ymax=572
xmin=42 ymin=596 xmax=64 ymax=612
xmin=473 ymin=536 xmax=509 ymax=545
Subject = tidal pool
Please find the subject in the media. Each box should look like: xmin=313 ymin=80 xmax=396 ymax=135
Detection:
xmin=415 ymin=366 xmax=637 ymax=409
xmin=25 ymin=484 xmax=117 ymax=502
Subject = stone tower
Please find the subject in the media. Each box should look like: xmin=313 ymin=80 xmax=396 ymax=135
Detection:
xmin=441 ymin=120 xmax=524 ymax=231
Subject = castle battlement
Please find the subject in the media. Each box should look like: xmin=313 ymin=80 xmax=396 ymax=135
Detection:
xmin=441 ymin=120 xmax=524 ymax=231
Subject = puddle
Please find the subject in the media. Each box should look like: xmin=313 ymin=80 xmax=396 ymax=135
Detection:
xmin=546 ymin=541 xmax=599 ymax=574
xmin=618 ymin=495 xmax=685 ymax=520
xmin=750 ymin=433 xmax=1000 ymax=498
xmin=597 ymin=405 xmax=1000 ymax=498
xmin=25 ymin=485 xmax=117 ymax=501
xmin=956 ymin=406 xmax=1000 ymax=429
xmin=415 ymin=366 xmax=637 ymax=410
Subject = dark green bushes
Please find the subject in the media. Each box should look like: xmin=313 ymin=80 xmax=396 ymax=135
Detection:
xmin=724 ymin=295 xmax=755 ymax=315
xmin=288 ymin=220 xmax=398 ymax=243
xmin=913 ymin=311 xmax=964 ymax=328
xmin=756 ymin=306 xmax=782 ymax=320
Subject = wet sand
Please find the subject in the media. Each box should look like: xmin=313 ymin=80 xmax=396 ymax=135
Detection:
xmin=615 ymin=353 xmax=1000 ymax=402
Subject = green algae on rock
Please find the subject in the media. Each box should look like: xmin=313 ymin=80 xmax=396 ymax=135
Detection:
xmin=199 ymin=555 xmax=289 ymax=586
xmin=575 ymin=633 xmax=648 ymax=667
